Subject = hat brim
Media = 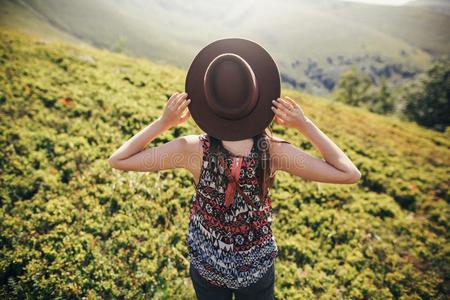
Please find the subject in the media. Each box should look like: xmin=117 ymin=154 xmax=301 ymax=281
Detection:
xmin=185 ymin=38 xmax=280 ymax=141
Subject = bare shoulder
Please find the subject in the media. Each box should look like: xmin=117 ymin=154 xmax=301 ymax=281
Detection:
xmin=269 ymin=135 xmax=288 ymax=143
xmin=179 ymin=134 xmax=202 ymax=153
xmin=178 ymin=134 xmax=204 ymax=182
xmin=269 ymin=134 xmax=291 ymax=153
xmin=268 ymin=134 xmax=302 ymax=172
xmin=181 ymin=134 xmax=202 ymax=144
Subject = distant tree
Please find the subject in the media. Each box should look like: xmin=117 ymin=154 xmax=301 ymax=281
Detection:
xmin=332 ymin=67 xmax=371 ymax=107
xmin=112 ymin=36 xmax=128 ymax=53
xmin=367 ymin=77 xmax=395 ymax=115
xmin=402 ymin=57 xmax=450 ymax=132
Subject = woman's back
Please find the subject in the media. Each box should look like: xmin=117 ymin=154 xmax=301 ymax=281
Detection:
xmin=186 ymin=133 xmax=278 ymax=289
xmin=108 ymin=91 xmax=361 ymax=299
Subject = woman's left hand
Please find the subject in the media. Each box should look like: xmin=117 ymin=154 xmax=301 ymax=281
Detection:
xmin=271 ymin=96 xmax=309 ymax=130
xmin=159 ymin=92 xmax=191 ymax=128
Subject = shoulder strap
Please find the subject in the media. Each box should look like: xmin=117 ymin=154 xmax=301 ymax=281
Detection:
xmin=199 ymin=133 xmax=210 ymax=157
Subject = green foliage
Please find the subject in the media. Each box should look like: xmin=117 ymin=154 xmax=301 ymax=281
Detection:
xmin=332 ymin=67 xmax=396 ymax=115
xmin=333 ymin=67 xmax=372 ymax=107
xmin=333 ymin=57 xmax=449 ymax=132
xmin=0 ymin=28 xmax=449 ymax=299
xmin=368 ymin=78 xmax=396 ymax=115
xmin=0 ymin=0 xmax=442 ymax=95
xmin=113 ymin=36 xmax=128 ymax=54
xmin=401 ymin=57 xmax=450 ymax=132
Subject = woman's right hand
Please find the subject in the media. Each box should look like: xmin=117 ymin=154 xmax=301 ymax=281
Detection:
xmin=159 ymin=92 xmax=191 ymax=129
xmin=271 ymin=96 xmax=309 ymax=130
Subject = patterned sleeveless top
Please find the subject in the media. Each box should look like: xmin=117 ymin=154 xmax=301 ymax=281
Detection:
xmin=186 ymin=133 xmax=278 ymax=289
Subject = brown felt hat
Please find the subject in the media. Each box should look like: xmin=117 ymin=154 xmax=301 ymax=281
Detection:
xmin=185 ymin=38 xmax=280 ymax=141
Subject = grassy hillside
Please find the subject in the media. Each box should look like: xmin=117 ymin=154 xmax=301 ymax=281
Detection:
xmin=0 ymin=28 xmax=449 ymax=299
xmin=2 ymin=0 xmax=449 ymax=95
xmin=0 ymin=0 xmax=82 ymax=44
xmin=329 ymin=1 xmax=450 ymax=56
xmin=408 ymin=0 xmax=450 ymax=12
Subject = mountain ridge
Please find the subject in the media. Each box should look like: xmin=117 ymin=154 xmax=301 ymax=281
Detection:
xmin=1 ymin=0 xmax=448 ymax=95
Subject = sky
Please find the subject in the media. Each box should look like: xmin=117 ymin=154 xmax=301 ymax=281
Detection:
xmin=339 ymin=0 xmax=412 ymax=5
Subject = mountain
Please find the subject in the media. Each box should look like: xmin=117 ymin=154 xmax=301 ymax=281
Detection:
xmin=0 ymin=0 xmax=448 ymax=95
xmin=0 ymin=0 xmax=81 ymax=43
xmin=330 ymin=0 xmax=450 ymax=56
xmin=407 ymin=0 xmax=450 ymax=12
xmin=0 ymin=28 xmax=449 ymax=299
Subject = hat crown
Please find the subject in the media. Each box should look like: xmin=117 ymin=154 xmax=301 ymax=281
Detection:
xmin=203 ymin=53 xmax=259 ymax=120
xmin=185 ymin=37 xmax=280 ymax=141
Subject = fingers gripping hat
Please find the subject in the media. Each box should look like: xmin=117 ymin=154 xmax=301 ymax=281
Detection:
xmin=185 ymin=38 xmax=280 ymax=141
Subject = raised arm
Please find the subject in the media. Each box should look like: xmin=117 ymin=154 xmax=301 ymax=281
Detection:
xmin=108 ymin=92 xmax=195 ymax=172
xmin=271 ymin=96 xmax=361 ymax=184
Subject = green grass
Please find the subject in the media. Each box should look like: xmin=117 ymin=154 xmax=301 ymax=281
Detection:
xmin=0 ymin=0 xmax=81 ymax=44
xmin=330 ymin=1 xmax=450 ymax=56
xmin=0 ymin=28 xmax=449 ymax=299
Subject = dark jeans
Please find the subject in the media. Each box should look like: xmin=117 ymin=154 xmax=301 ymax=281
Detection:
xmin=189 ymin=262 xmax=275 ymax=300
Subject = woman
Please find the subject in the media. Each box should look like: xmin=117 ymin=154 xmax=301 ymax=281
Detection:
xmin=108 ymin=92 xmax=361 ymax=300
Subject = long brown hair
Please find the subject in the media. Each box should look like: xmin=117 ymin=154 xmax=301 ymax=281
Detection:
xmin=206 ymin=127 xmax=290 ymax=204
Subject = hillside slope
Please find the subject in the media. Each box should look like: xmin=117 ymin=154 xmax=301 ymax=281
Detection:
xmin=329 ymin=1 xmax=450 ymax=56
xmin=0 ymin=28 xmax=449 ymax=299
xmin=1 ymin=0 xmax=448 ymax=95
xmin=0 ymin=0 xmax=82 ymax=44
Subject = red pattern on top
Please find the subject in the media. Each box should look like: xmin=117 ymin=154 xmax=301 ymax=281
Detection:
xmin=186 ymin=133 xmax=278 ymax=289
